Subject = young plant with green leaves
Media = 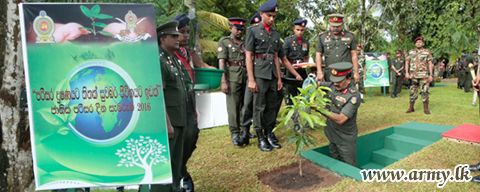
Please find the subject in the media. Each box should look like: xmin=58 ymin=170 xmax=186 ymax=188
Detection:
xmin=80 ymin=5 xmax=114 ymax=36
xmin=274 ymin=82 xmax=332 ymax=176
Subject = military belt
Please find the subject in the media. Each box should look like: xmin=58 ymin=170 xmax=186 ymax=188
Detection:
xmin=228 ymin=61 xmax=246 ymax=67
xmin=255 ymin=53 xmax=274 ymax=60
xmin=288 ymin=59 xmax=303 ymax=64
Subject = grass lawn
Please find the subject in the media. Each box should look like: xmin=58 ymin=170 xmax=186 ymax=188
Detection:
xmin=187 ymin=81 xmax=480 ymax=191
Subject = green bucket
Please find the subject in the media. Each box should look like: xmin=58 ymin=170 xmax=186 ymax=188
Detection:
xmin=194 ymin=68 xmax=225 ymax=91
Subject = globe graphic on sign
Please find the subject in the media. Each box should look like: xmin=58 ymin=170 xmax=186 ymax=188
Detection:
xmin=370 ymin=64 xmax=384 ymax=79
xmin=67 ymin=60 xmax=139 ymax=144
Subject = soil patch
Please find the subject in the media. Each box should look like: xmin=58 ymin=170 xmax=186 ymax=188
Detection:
xmin=258 ymin=160 xmax=343 ymax=192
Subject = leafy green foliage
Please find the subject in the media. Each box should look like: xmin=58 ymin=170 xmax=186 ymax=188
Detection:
xmin=275 ymin=82 xmax=331 ymax=176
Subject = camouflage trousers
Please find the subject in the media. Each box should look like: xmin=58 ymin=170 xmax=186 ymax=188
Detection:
xmin=410 ymin=78 xmax=430 ymax=102
xmin=358 ymin=70 xmax=365 ymax=94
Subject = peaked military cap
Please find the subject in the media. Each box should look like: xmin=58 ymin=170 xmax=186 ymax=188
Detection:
xmin=462 ymin=54 xmax=468 ymax=57
xmin=473 ymin=50 xmax=478 ymax=54
xmin=357 ymin=45 xmax=363 ymax=50
xmin=293 ymin=19 xmax=307 ymax=27
xmin=156 ymin=20 xmax=182 ymax=36
xmin=172 ymin=13 xmax=190 ymax=29
xmin=259 ymin=0 xmax=278 ymax=12
xmin=329 ymin=62 xmax=353 ymax=82
xmin=327 ymin=13 xmax=344 ymax=27
xmin=228 ymin=17 xmax=247 ymax=29
xmin=250 ymin=12 xmax=262 ymax=24
xmin=414 ymin=36 xmax=424 ymax=43
xmin=396 ymin=50 xmax=403 ymax=54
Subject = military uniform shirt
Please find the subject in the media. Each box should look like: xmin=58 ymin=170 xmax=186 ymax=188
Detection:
xmin=393 ymin=57 xmax=405 ymax=76
xmin=466 ymin=55 xmax=477 ymax=66
xmin=283 ymin=35 xmax=309 ymax=61
xmin=159 ymin=46 xmax=190 ymax=127
xmin=175 ymin=48 xmax=197 ymax=123
xmin=315 ymin=30 xmax=357 ymax=67
xmin=217 ymin=35 xmax=245 ymax=62
xmin=406 ymin=49 xmax=433 ymax=78
xmin=245 ymin=24 xmax=282 ymax=80
xmin=322 ymin=82 xmax=361 ymax=143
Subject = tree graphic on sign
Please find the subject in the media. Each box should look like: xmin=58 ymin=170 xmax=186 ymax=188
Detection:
xmin=115 ymin=136 xmax=168 ymax=183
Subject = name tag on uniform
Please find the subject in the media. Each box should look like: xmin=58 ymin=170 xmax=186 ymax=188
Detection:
xmin=324 ymin=39 xmax=331 ymax=43
xmin=341 ymin=37 xmax=351 ymax=41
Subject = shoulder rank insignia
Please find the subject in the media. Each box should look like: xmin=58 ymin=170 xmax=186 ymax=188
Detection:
xmin=336 ymin=96 xmax=347 ymax=103
xmin=342 ymin=89 xmax=348 ymax=94
xmin=350 ymin=88 xmax=356 ymax=93
xmin=351 ymin=97 xmax=357 ymax=104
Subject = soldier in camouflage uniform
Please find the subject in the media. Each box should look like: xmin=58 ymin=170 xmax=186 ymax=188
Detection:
xmin=355 ymin=45 xmax=365 ymax=95
xmin=405 ymin=36 xmax=434 ymax=114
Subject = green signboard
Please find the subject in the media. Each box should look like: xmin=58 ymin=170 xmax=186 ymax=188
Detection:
xmin=364 ymin=53 xmax=390 ymax=87
xmin=19 ymin=3 xmax=171 ymax=190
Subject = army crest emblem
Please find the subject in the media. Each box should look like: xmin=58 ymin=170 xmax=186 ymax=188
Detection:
xmin=331 ymin=68 xmax=338 ymax=75
xmin=114 ymin=10 xmax=151 ymax=42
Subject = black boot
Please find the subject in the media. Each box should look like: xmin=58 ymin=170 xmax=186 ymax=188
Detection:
xmin=256 ymin=130 xmax=272 ymax=152
xmin=469 ymin=162 xmax=480 ymax=172
xmin=266 ymin=127 xmax=281 ymax=149
xmin=231 ymin=135 xmax=241 ymax=146
xmin=237 ymin=127 xmax=250 ymax=146
xmin=270 ymin=132 xmax=279 ymax=143
xmin=183 ymin=172 xmax=194 ymax=192
xmin=472 ymin=175 xmax=480 ymax=184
